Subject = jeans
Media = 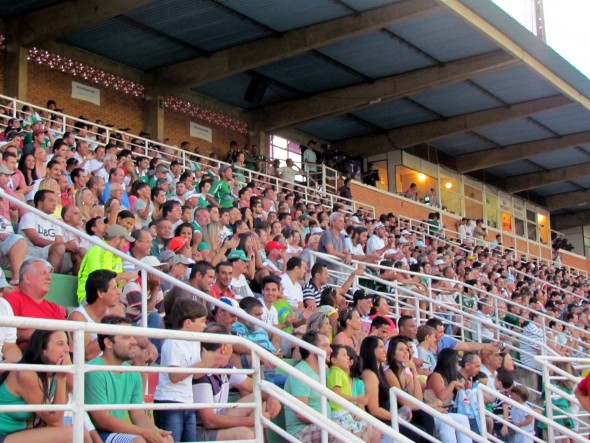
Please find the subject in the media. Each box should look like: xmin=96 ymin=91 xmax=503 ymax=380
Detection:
xmin=146 ymin=311 xmax=163 ymax=357
xmin=154 ymin=403 xmax=196 ymax=443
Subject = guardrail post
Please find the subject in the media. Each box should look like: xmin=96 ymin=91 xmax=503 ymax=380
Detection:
xmin=542 ymin=360 xmax=555 ymax=443
xmin=251 ymin=351 xmax=265 ymax=443
xmin=318 ymin=355 xmax=328 ymax=443
xmin=389 ymin=389 xmax=400 ymax=433
xmin=73 ymin=329 xmax=86 ymax=443
xmin=476 ymin=385 xmax=488 ymax=438
xmin=141 ymin=268 xmax=148 ymax=329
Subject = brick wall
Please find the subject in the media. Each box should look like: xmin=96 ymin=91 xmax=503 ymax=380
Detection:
xmin=27 ymin=62 xmax=144 ymax=132
xmin=163 ymin=108 xmax=247 ymax=158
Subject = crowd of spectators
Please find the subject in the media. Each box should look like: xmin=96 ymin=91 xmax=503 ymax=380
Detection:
xmin=0 ymin=102 xmax=587 ymax=442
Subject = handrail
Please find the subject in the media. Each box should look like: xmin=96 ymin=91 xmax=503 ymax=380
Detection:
xmin=389 ymin=387 xmax=488 ymax=443
xmin=509 ymin=265 xmax=584 ymax=302
xmin=0 ymin=315 xmax=414 ymax=443
xmin=476 ymin=383 xmax=589 ymax=443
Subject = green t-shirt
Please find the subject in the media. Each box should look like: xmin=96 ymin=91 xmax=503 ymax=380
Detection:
xmin=85 ymin=357 xmax=143 ymax=424
xmin=327 ymin=366 xmax=352 ymax=411
xmin=285 ymin=360 xmax=331 ymax=435
xmin=273 ymin=299 xmax=295 ymax=333
xmin=0 ymin=376 xmax=55 ymax=434
xmin=209 ymin=179 xmax=234 ymax=208
xmin=77 ymin=243 xmax=124 ymax=303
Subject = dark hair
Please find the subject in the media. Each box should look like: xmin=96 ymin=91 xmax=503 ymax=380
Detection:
xmin=386 ymin=336 xmax=411 ymax=380
xmin=85 ymin=216 xmax=102 ymax=235
xmin=319 ymin=287 xmax=337 ymax=307
xmin=215 ymin=261 xmax=232 ymax=273
xmin=432 ymin=348 xmax=460 ymax=385
xmin=397 ymin=315 xmax=415 ymax=329
xmin=34 ymin=189 xmax=54 ymax=207
xmin=286 ymin=257 xmax=302 ymax=271
xmin=18 ymin=153 xmax=38 ymax=185
xmin=329 ymin=344 xmax=346 ymax=367
xmin=162 ymin=200 xmax=181 ymax=218
xmin=311 ymin=263 xmax=327 ymax=278
xmin=201 ymin=324 xmax=229 ymax=352
xmin=8 ymin=329 xmax=69 ymax=404
xmin=337 ymin=307 xmax=358 ymax=332
xmin=85 ymin=270 xmax=117 ymax=304
xmin=130 ymin=180 xmax=150 ymax=197
xmin=170 ymin=298 xmax=208 ymax=330
xmin=261 ymin=275 xmax=281 ymax=290
xmin=174 ymin=222 xmax=194 ymax=238
xmin=345 ymin=345 xmax=363 ymax=379
xmin=190 ymin=260 xmax=214 ymax=280
xmin=495 ymin=369 xmax=515 ymax=390
xmin=239 ymin=296 xmax=262 ymax=313
xmin=370 ymin=316 xmax=390 ymax=332
xmin=117 ymin=210 xmax=135 ymax=221
xmin=97 ymin=315 xmax=132 ymax=351
xmin=359 ymin=336 xmax=387 ymax=387
xmin=300 ymin=331 xmax=321 ymax=360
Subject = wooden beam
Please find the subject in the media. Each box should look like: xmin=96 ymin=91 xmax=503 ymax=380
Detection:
xmin=545 ymin=190 xmax=590 ymax=211
xmin=254 ymin=50 xmax=517 ymax=132
xmin=6 ymin=0 xmax=153 ymax=49
xmin=455 ymin=130 xmax=590 ymax=173
xmin=506 ymin=162 xmax=590 ymax=193
xmin=147 ymin=0 xmax=440 ymax=93
xmin=341 ymin=94 xmax=572 ymax=155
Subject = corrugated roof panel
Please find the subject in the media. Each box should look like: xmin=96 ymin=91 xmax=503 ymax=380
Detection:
xmin=256 ymin=53 xmax=360 ymax=94
xmin=125 ymin=0 xmax=272 ymax=52
xmin=533 ymin=182 xmax=580 ymax=197
xmin=571 ymin=176 xmax=590 ymax=189
xmin=486 ymin=160 xmax=543 ymax=178
xmin=62 ymin=17 xmax=202 ymax=71
xmin=317 ymin=31 xmax=434 ymax=78
xmin=409 ymin=81 xmax=502 ymax=117
xmin=529 ymin=148 xmax=590 ymax=170
xmin=296 ymin=116 xmax=373 ymax=141
xmin=351 ymin=99 xmax=436 ymax=129
xmin=388 ymin=8 xmax=498 ymax=62
xmin=0 ymin=0 xmax=61 ymax=18
xmin=432 ymin=133 xmax=496 ymax=156
xmin=341 ymin=0 xmax=405 ymax=11
xmin=471 ymin=66 xmax=560 ymax=104
xmin=531 ymin=105 xmax=590 ymax=135
xmin=217 ymin=0 xmax=349 ymax=32
xmin=474 ymin=118 xmax=555 ymax=146
xmin=194 ymin=73 xmax=300 ymax=110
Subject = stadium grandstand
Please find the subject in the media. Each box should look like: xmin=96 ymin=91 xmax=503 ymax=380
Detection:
xmin=0 ymin=1 xmax=590 ymax=443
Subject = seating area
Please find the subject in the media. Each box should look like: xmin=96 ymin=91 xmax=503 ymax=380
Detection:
xmin=0 ymin=94 xmax=588 ymax=443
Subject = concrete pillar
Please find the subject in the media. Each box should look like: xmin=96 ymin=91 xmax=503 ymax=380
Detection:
xmin=144 ymin=93 xmax=164 ymax=142
xmin=4 ymin=46 xmax=28 ymax=100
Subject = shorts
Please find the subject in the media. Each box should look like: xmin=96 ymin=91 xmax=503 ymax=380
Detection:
xmin=0 ymin=233 xmax=22 ymax=256
xmin=294 ymin=424 xmax=337 ymax=443
xmin=332 ymin=410 xmax=369 ymax=436
xmin=98 ymin=432 xmax=140 ymax=443
xmin=25 ymin=244 xmax=52 ymax=260
xmin=196 ymin=427 xmax=219 ymax=441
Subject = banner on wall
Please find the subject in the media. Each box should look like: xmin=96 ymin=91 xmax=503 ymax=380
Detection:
xmin=190 ymin=121 xmax=212 ymax=142
xmin=71 ymin=81 xmax=100 ymax=106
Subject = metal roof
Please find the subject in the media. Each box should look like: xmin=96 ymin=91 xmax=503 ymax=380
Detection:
xmin=5 ymin=0 xmax=590 ymax=224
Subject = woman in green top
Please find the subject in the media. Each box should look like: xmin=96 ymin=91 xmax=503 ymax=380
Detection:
xmin=0 ymin=329 xmax=79 ymax=443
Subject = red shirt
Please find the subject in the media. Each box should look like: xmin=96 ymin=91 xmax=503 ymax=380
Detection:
xmin=4 ymin=290 xmax=66 ymax=348
xmin=209 ymin=283 xmax=235 ymax=299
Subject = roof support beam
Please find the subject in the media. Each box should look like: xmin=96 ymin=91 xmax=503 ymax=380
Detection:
xmin=545 ymin=190 xmax=590 ymax=211
xmin=506 ymin=162 xmax=590 ymax=193
xmin=340 ymin=95 xmax=572 ymax=156
xmin=438 ymin=0 xmax=590 ymax=113
xmin=455 ymin=130 xmax=590 ymax=173
xmin=6 ymin=0 xmax=153 ymax=49
xmin=254 ymin=50 xmax=517 ymax=132
xmin=552 ymin=211 xmax=590 ymax=231
xmin=147 ymin=0 xmax=440 ymax=94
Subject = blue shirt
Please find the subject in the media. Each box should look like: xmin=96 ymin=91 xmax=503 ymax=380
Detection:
xmin=437 ymin=335 xmax=458 ymax=355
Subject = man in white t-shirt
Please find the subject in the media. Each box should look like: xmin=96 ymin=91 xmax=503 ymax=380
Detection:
xmin=18 ymin=190 xmax=65 ymax=272
xmin=279 ymin=159 xmax=300 ymax=189
xmin=279 ymin=256 xmax=307 ymax=309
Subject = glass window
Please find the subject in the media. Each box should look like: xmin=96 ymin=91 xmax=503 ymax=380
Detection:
xmin=485 ymin=191 xmax=498 ymax=229
xmin=269 ymin=135 xmax=304 ymax=181
xmin=395 ymin=166 xmax=438 ymax=205
xmin=372 ymin=160 xmax=389 ymax=191
xmin=440 ymin=171 xmax=461 ymax=215
xmin=538 ymin=212 xmax=549 ymax=244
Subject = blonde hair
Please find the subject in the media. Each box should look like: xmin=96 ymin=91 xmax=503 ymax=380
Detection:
xmin=201 ymin=223 xmax=220 ymax=253
xmin=38 ymin=178 xmax=59 ymax=194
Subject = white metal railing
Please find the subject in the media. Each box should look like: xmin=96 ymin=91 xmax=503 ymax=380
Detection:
xmin=0 ymin=94 xmax=375 ymax=217
xmin=537 ymin=356 xmax=590 ymax=442
xmin=389 ymin=387 xmax=487 ymax=443
xmin=0 ymin=316 xmax=414 ymax=443
xmin=476 ymin=384 xmax=589 ymax=443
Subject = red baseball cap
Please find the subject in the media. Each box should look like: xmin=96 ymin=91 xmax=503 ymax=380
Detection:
xmin=265 ymin=240 xmax=287 ymax=253
xmin=169 ymin=236 xmax=189 ymax=253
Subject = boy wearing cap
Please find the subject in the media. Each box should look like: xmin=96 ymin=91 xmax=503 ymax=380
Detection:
xmin=263 ymin=240 xmax=287 ymax=275
xmin=227 ymin=250 xmax=254 ymax=300
xmin=77 ymin=225 xmax=139 ymax=304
